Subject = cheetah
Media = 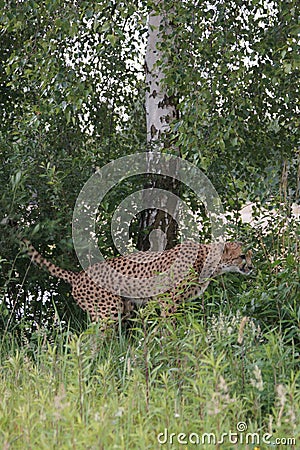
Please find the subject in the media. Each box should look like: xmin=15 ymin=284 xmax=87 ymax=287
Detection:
xmin=23 ymin=239 xmax=253 ymax=323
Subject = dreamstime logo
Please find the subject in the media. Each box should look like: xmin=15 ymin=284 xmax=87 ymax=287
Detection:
xmin=72 ymin=151 xmax=225 ymax=298
xmin=157 ymin=424 xmax=296 ymax=446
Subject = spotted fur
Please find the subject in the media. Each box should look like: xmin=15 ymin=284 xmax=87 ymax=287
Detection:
xmin=23 ymin=239 xmax=253 ymax=322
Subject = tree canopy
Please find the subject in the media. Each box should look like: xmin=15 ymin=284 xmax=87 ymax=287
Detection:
xmin=0 ymin=0 xmax=299 ymax=330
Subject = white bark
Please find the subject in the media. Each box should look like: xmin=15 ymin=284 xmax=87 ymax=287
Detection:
xmin=138 ymin=4 xmax=179 ymax=251
xmin=145 ymin=7 xmax=176 ymax=145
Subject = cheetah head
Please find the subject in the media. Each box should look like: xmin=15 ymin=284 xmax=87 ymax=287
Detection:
xmin=217 ymin=242 xmax=253 ymax=275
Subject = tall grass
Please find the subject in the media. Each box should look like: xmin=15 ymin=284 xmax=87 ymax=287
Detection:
xmin=0 ymin=303 xmax=299 ymax=449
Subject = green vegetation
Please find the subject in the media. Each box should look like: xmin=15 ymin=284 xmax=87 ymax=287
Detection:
xmin=0 ymin=298 xmax=299 ymax=449
xmin=0 ymin=1 xmax=299 ymax=448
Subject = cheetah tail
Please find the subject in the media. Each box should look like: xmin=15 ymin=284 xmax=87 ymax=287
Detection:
xmin=22 ymin=239 xmax=77 ymax=285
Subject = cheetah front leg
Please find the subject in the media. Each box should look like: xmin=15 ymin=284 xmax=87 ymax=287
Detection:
xmin=158 ymin=276 xmax=209 ymax=318
xmin=158 ymin=291 xmax=182 ymax=318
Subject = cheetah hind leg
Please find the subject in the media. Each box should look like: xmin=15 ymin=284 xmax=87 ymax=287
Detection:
xmin=83 ymin=293 xmax=124 ymax=356
xmin=82 ymin=291 xmax=125 ymax=332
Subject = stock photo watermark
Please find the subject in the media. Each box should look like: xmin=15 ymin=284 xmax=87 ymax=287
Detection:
xmin=72 ymin=151 xmax=226 ymax=297
xmin=157 ymin=422 xmax=296 ymax=446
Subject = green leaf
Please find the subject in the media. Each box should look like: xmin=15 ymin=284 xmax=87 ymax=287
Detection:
xmin=107 ymin=34 xmax=117 ymax=47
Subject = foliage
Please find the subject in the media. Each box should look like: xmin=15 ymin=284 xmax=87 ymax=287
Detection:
xmin=0 ymin=312 xmax=299 ymax=449
xmin=158 ymin=0 xmax=300 ymax=210
xmin=0 ymin=2 xmax=299 ymax=447
xmin=0 ymin=0 xmax=147 ymax=324
xmin=0 ymin=0 xmax=299 ymax=328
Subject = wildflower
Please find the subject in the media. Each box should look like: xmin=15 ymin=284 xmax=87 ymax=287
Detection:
xmin=207 ymin=375 xmax=235 ymax=415
xmin=276 ymin=384 xmax=286 ymax=427
xmin=114 ymin=407 xmax=125 ymax=417
xmin=250 ymin=365 xmax=264 ymax=391
xmin=53 ymin=384 xmax=70 ymax=420
xmin=237 ymin=316 xmax=249 ymax=344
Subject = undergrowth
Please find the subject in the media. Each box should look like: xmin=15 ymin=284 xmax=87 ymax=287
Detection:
xmin=0 ymin=301 xmax=299 ymax=449
xmin=0 ymin=217 xmax=299 ymax=449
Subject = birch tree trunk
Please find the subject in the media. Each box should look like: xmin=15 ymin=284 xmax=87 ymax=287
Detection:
xmin=145 ymin=8 xmax=177 ymax=144
xmin=137 ymin=3 xmax=180 ymax=252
